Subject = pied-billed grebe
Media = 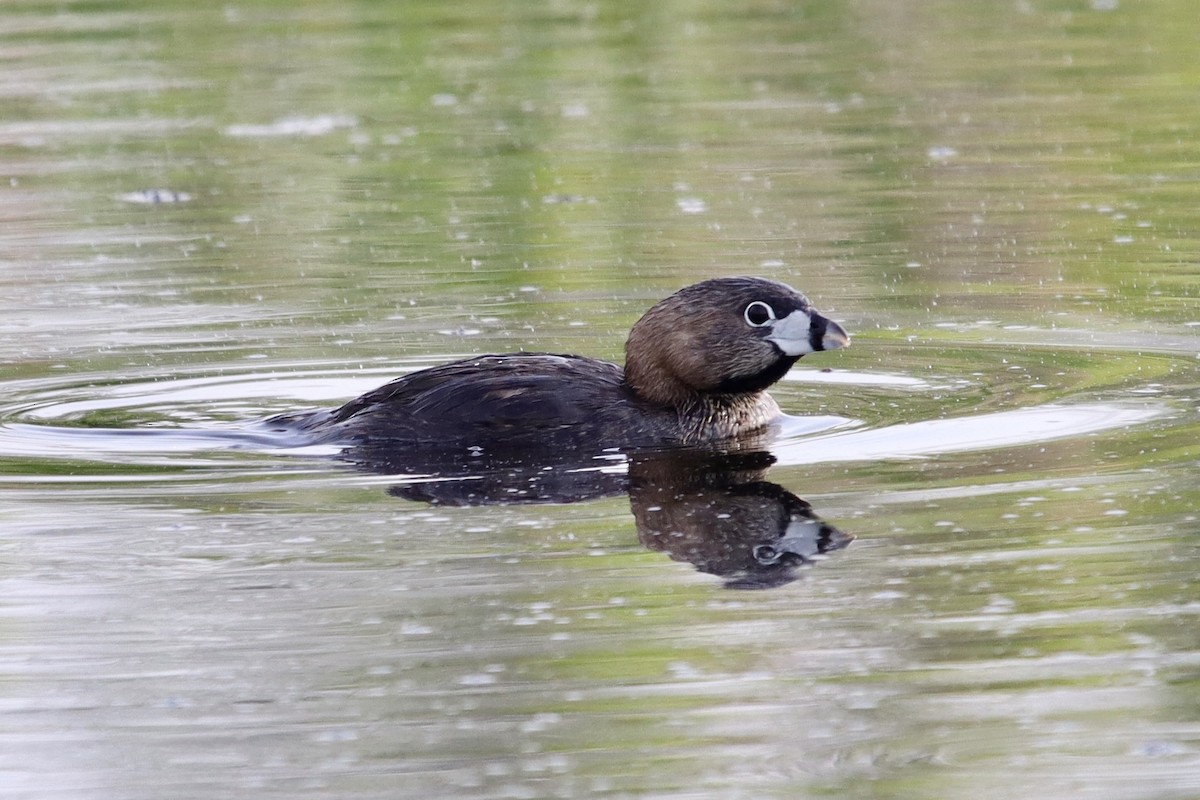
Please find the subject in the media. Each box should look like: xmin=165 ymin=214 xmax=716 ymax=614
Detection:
xmin=273 ymin=276 xmax=849 ymax=453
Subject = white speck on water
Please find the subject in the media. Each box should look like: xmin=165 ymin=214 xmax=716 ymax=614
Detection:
xmin=982 ymin=595 xmax=1016 ymax=614
xmin=561 ymin=103 xmax=589 ymax=118
xmin=928 ymin=145 xmax=958 ymax=162
xmin=668 ymin=662 xmax=703 ymax=679
xmin=1114 ymin=235 xmax=1134 ymax=244
xmin=458 ymin=673 xmax=497 ymax=686
xmin=519 ymin=713 xmax=562 ymax=733
xmin=431 ymin=93 xmax=458 ymax=107
xmin=119 ymin=189 xmax=192 ymax=204
xmin=676 ymin=197 xmax=707 ymax=214
xmin=224 ymin=114 xmax=357 ymax=138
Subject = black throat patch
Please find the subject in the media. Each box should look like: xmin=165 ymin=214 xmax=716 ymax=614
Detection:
xmin=712 ymin=355 xmax=799 ymax=396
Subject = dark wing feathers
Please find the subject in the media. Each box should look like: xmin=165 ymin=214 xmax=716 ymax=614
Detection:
xmin=327 ymin=354 xmax=627 ymax=441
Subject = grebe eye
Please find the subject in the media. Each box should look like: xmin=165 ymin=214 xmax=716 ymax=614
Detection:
xmin=744 ymin=301 xmax=775 ymax=327
xmin=753 ymin=544 xmax=783 ymax=565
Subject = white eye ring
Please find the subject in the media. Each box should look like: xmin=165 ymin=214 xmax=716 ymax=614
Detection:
xmin=744 ymin=301 xmax=776 ymax=327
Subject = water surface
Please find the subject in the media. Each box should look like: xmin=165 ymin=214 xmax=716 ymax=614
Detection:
xmin=2 ymin=1 xmax=1198 ymax=798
